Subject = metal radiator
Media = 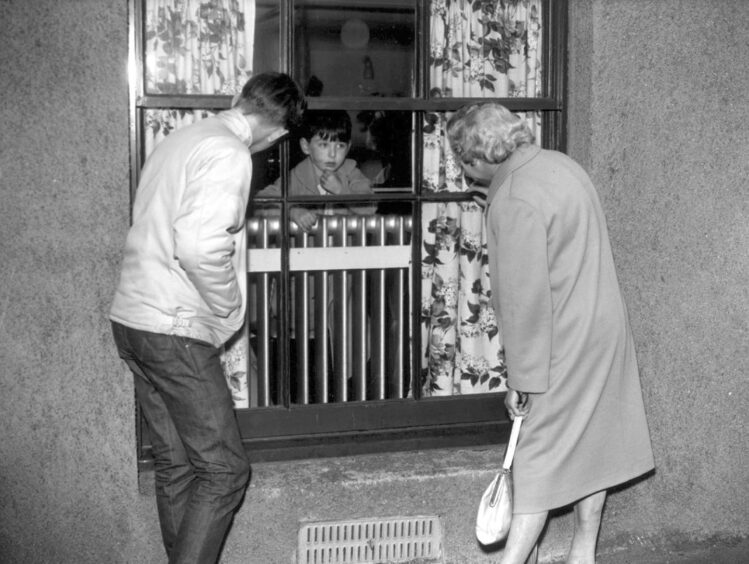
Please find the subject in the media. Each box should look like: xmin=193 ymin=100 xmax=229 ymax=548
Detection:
xmin=247 ymin=215 xmax=412 ymax=406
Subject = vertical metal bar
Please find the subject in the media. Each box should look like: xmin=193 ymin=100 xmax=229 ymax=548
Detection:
xmin=276 ymin=0 xmax=293 ymax=409
xmin=294 ymin=229 xmax=310 ymax=404
xmin=333 ymin=216 xmax=349 ymax=402
xmin=128 ymin=0 xmax=142 ymax=211
xmin=352 ymin=217 xmax=368 ymax=401
xmin=405 ymin=216 xmax=414 ymax=399
xmin=389 ymin=216 xmax=406 ymax=399
xmin=256 ymin=220 xmax=272 ymax=407
xmin=314 ymin=218 xmax=330 ymax=403
xmin=371 ymin=216 xmax=387 ymax=399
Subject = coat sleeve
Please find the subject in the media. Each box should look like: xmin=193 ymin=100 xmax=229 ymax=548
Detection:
xmin=174 ymin=143 xmax=251 ymax=318
xmin=343 ymin=161 xmax=377 ymax=215
xmin=252 ymin=175 xmax=283 ymax=218
xmin=493 ymin=197 xmax=552 ymax=393
xmin=254 ymin=175 xmax=282 ymax=198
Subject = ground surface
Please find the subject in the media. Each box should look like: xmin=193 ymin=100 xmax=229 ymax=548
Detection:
xmin=553 ymin=535 xmax=749 ymax=563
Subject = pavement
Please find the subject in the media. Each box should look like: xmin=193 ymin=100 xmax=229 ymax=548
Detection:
xmin=548 ymin=535 xmax=749 ymax=563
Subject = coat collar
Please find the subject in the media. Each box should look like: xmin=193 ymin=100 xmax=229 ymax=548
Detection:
xmin=486 ymin=144 xmax=541 ymax=205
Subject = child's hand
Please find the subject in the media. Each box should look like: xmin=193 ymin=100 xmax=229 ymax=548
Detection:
xmin=290 ymin=207 xmax=318 ymax=232
xmin=319 ymin=171 xmax=344 ymax=195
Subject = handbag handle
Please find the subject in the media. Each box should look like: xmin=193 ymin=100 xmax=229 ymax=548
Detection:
xmin=502 ymin=416 xmax=523 ymax=470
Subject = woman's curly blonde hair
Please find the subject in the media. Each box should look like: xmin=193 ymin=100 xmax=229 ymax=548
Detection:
xmin=446 ymin=103 xmax=534 ymax=165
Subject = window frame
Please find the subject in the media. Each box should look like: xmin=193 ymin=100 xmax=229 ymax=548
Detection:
xmin=129 ymin=0 xmax=568 ymax=467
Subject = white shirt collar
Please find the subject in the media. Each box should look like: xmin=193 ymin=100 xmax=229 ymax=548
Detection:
xmin=218 ymin=108 xmax=253 ymax=147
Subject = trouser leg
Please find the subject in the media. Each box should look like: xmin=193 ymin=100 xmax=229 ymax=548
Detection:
xmin=112 ymin=323 xmax=251 ymax=564
xmin=132 ymin=369 xmax=194 ymax=555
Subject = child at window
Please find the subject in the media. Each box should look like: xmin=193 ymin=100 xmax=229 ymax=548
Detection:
xmin=254 ymin=110 xmax=375 ymax=401
xmin=255 ymin=109 xmax=376 ymax=228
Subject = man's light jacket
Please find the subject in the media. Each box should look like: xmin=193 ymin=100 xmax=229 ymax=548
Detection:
xmin=110 ymin=109 xmax=253 ymax=347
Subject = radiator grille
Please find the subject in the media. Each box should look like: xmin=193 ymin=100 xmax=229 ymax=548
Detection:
xmin=297 ymin=515 xmax=443 ymax=564
xmin=247 ymin=215 xmax=412 ymax=406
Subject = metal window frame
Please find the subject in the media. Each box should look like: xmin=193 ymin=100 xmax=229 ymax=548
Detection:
xmin=129 ymin=0 xmax=568 ymax=467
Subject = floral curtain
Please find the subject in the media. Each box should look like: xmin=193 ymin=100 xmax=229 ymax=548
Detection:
xmin=145 ymin=0 xmax=256 ymax=95
xmin=142 ymin=0 xmax=256 ymax=407
xmin=420 ymin=0 xmax=543 ymax=397
xmin=421 ymin=113 xmax=507 ymax=396
xmin=429 ymin=0 xmax=542 ymax=98
xmin=144 ymin=109 xmax=215 ymax=157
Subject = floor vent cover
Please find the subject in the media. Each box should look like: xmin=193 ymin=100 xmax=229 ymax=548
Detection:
xmin=297 ymin=515 xmax=443 ymax=563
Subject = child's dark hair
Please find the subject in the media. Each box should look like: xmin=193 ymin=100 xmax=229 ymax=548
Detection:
xmin=301 ymin=110 xmax=352 ymax=143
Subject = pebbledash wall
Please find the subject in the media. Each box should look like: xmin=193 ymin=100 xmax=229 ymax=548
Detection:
xmin=0 ymin=1 xmax=747 ymax=563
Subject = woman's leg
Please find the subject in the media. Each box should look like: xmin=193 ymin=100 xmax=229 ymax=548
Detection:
xmin=499 ymin=511 xmax=548 ymax=564
xmin=567 ymin=490 xmax=607 ymax=564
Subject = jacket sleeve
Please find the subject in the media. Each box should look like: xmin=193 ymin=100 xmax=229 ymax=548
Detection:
xmin=254 ymin=175 xmax=282 ymax=198
xmin=173 ymin=143 xmax=251 ymax=318
xmin=492 ymin=197 xmax=552 ymax=393
xmin=343 ymin=161 xmax=377 ymax=215
xmin=252 ymin=175 xmax=283 ymax=218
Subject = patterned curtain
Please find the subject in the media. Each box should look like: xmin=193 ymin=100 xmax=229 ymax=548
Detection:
xmin=144 ymin=109 xmax=215 ymax=157
xmin=429 ymin=0 xmax=542 ymax=98
xmin=145 ymin=0 xmax=256 ymax=95
xmin=420 ymin=0 xmax=542 ymax=397
xmin=142 ymin=0 xmax=256 ymax=408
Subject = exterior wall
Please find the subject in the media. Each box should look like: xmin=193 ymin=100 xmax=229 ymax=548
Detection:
xmin=567 ymin=0 xmax=749 ymax=539
xmin=0 ymin=1 xmax=746 ymax=563
xmin=0 ymin=1 xmax=160 ymax=562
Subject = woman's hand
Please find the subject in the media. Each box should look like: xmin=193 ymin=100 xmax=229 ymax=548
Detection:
xmin=505 ymin=388 xmax=531 ymax=420
xmin=468 ymin=186 xmax=489 ymax=208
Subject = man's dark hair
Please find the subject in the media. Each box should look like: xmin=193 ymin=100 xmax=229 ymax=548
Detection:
xmin=301 ymin=110 xmax=352 ymax=143
xmin=236 ymin=72 xmax=305 ymax=129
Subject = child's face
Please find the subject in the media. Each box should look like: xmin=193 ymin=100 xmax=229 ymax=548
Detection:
xmin=301 ymin=134 xmax=351 ymax=173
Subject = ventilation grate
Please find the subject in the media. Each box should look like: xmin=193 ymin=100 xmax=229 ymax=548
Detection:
xmin=297 ymin=515 xmax=444 ymax=564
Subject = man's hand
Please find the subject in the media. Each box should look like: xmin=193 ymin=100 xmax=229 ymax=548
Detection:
xmin=290 ymin=207 xmax=318 ymax=232
xmin=505 ymin=388 xmax=531 ymax=420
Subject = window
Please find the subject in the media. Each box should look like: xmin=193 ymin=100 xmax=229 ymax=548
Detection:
xmin=129 ymin=0 xmax=567 ymax=465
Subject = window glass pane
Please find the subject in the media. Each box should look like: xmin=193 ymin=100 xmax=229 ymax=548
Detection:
xmin=254 ymin=0 xmax=281 ymax=73
xmin=246 ymin=215 xmax=283 ymax=407
xmin=293 ymin=0 xmax=415 ymax=97
xmin=246 ymin=212 xmax=414 ymax=405
xmin=143 ymin=108 xmax=216 ymax=157
xmin=255 ymin=109 xmax=414 ymax=196
xmin=144 ymin=0 xmax=266 ymax=95
xmin=351 ymin=110 xmax=414 ymax=192
xmin=428 ymin=0 xmax=543 ymax=98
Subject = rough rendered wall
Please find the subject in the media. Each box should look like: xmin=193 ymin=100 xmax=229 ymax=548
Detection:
xmin=568 ymin=0 xmax=749 ymax=542
xmin=0 ymin=1 xmax=746 ymax=563
xmin=0 ymin=1 xmax=160 ymax=561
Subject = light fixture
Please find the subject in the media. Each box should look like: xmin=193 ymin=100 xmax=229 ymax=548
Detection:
xmin=340 ymin=18 xmax=369 ymax=49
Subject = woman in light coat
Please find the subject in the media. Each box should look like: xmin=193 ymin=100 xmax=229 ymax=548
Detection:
xmin=446 ymin=103 xmax=654 ymax=564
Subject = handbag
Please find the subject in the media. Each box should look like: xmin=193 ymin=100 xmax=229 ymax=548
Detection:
xmin=475 ymin=415 xmax=524 ymax=545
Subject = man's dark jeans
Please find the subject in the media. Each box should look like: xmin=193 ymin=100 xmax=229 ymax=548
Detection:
xmin=112 ymin=322 xmax=250 ymax=564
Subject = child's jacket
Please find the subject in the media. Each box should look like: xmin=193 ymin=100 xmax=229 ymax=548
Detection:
xmin=256 ymin=157 xmax=376 ymax=215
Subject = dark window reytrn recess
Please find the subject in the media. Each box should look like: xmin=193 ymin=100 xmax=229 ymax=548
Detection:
xmin=129 ymin=0 xmax=567 ymax=466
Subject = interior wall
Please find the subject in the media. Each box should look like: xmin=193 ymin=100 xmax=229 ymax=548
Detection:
xmin=0 ymin=0 xmax=746 ymax=563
